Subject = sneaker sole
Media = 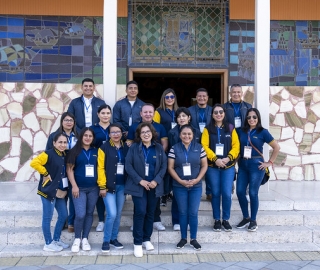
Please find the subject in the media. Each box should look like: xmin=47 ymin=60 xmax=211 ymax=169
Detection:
xmin=223 ymin=228 xmax=233 ymax=232
xmin=71 ymin=248 xmax=80 ymax=252
xmin=43 ymin=247 xmax=62 ymax=252
xmin=190 ymin=244 xmax=201 ymax=251
xmin=101 ymin=249 xmax=110 ymax=253
xmin=176 ymin=245 xmax=185 ymax=249
xmin=213 ymin=228 xmax=221 ymax=232
xmin=248 ymin=226 xmax=258 ymax=232
xmin=110 ymin=244 xmax=124 ymax=249
xmin=236 ymin=223 xmax=249 ymax=229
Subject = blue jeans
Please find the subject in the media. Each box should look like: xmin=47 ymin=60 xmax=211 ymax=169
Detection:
xmin=173 ymin=185 xmax=202 ymax=239
xmin=41 ymin=196 xmax=68 ymax=245
xmin=132 ymin=188 xmax=157 ymax=245
xmin=96 ymin=196 xmax=105 ymax=222
xmin=236 ymin=158 xmax=265 ymax=221
xmin=205 ymin=176 xmax=212 ymax=195
xmin=206 ymin=166 xmax=235 ymax=220
xmin=73 ymin=186 xmax=99 ymax=239
xmin=67 ymin=186 xmax=75 ymax=226
xmin=102 ymin=185 xmax=125 ymax=242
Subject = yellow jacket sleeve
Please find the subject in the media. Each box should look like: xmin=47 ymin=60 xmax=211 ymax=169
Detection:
xmin=153 ymin=110 xmax=161 ymax=123
xmin=97 ymin=148 xmax=107 ymax=190
xmin=201 ymin=128 xmax=217 ymax=162
xmin=30 ymin=152 xmax=49 ymax=176
xmin=228 ymin=129 xmax=240 ymax=161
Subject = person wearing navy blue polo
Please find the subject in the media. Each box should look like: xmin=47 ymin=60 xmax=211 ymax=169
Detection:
xmin=188 ymin=88 xmax=212 ymax=201
xmin=67 ymin=78 xmax=106 ymax=133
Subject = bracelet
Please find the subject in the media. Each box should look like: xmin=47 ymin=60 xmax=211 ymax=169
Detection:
xmin=268 ymin=160 xmax=273 ymax=165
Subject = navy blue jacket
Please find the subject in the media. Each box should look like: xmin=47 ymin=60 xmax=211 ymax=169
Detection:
xmin=124 ymin=141 xmax=167 ymax=197
xmin=223 ymin=100 xmax=252 ymax=127
xmin=113 ymin=97 xmax=145 ymax=132
xmin=67 ymin=95 xmax=106 ymax=132
xmin=188 ymin=104 xmax=212 ymax=130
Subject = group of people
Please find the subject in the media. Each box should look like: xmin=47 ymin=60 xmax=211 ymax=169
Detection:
xmin=30 ymin=78 xmax=279 ymax=257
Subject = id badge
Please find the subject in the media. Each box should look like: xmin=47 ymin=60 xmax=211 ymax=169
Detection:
xmin=171 ymin=122 xmax=177 ymax=129
xmin=216 ymin=144 xmax=224 ymax=156
xmin=85 ymin=164 xmax=94 ymax=177
xmin=244 ymin=146 xmax=252 ymax=159
xmin=182 ymin=163 xmax=191 ymax=176
xmin=145 ymin=163 xmax=149 ymax=177
xmin=129 ymin=116 xmax=132 ymax=126
xmin=235 ymin=117 xmax=241 ymax=128
xmin=117 ymin=163 xmax=124 ymax=175
xmin=102 ymin=140 xmax=106 ymax=145
xmin=62 ymin=177 xmax=68 ymax=188
xmin=199 ymin=122 xmax=206 ymax=133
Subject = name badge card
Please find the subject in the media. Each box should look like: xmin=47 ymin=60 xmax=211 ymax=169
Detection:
xmin=199 ymin=122 xmax=206 ymax=133
xmin=85 ymin=165 xmax=94 ymax=177
xmin=129 ymin=116 xmax=132 ymax=126
xmin=182 ymin=163 xmax=191 ymax=176
xmin=102 ymin=140 xmax=106 ymax=145
xmin=171 ymin=122 xmax=177 ymax=129
xmin=244 ymin=146 xmax=252 ymax=159
xmin=215 ymin=144 xmax=224 ymax=156
xmin=62 ymin=177 xmax=68 ymax=188
xmin=235 ymin=117 xmax=241 ymax=128
xmin=145 ymin=163 xmax=149 ymax=177
xmin=117 ymin=163 xmax=124 ymax=175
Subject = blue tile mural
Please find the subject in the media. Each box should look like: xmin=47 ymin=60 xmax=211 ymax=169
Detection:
xmin=229 ymin=20 xmax=320 ymax=86
xmin=0 ymin=16 xmax=128 ymax=84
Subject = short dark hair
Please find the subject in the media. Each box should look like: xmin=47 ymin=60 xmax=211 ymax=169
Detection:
xmin=53 ymin=132 xmax=68 ymax=143
xmin=134 ymin=122 xmax=158 ymax=143
xmin=175 ymin=107 xmax=192 ymax=123
xmin=196 ymin=88 xmax=208 ymax=95
xmin=97 ymin=104 xmax=112 ymax=113
xmin=82 ymin=78 xmax=95 ymax=85
xmin=141 ymin=103 xmax=155 ymax=112
xmin=126 ymin=80 xmax=138 ymax=88
xmin=230 ymin=84 xmax=242 ymax=92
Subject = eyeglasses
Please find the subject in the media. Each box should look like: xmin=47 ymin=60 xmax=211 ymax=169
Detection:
xmin=247 ymin=115 xmax=257 ymax=120
xmin=141 ymin=130 xmax=151 ymax=135
xmin=63 ymin=119 xmax=74 ymax=122
xmin=165 ymin=95 xmax=175 ymax=100
xmin=110 ymin=131 xmax=121 ymax=135
xmin=213 ymin=110 xmax=224 ymax=115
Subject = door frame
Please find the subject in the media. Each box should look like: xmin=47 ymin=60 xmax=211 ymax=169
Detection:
xmin=128 ymin=68 xmax=229 ymax=104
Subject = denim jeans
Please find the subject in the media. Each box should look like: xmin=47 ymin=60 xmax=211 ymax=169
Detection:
xmin=153 ymin=198 xmax=161 ymax=222
xmin=96 ymin=196 xmax=105 ymax=222
xmin=206 ymin=166 xmax=235 ymax=220
xmin=41 ymin=196 xmax=68 ymax=245
xmin=205 ymin=176 xmax=212 ymax=195
xmin=73 ymin=186 xmax=99 ymax=239
xmin=132 ymin=188 xmax=157 ymax=245
xmin=102 ymin=185 xmax=125 ymax=242
xmin=173 ymin=185 xmax=202 ymax=239
xmin=236 ymin=158 xmax=265 ymax=221
xmin=67 ymin=186 xmax=75 ymax=226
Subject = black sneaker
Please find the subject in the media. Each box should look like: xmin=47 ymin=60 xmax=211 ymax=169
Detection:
xmin=176 ymin=238 xmax=187 ymax=249
xmin=222 ymin=220 xmax=232 ymax=232
xmin=248 ymin=220 xmax=258 ymax=232
xmin=236 ymin=217 xmax=250 ymax=229
xmin=101 ymin=242 xmax=110 ymax=252
xmin=190 ymin=239 xmax=201 ymax=251
xmin=110 ymin=239 xmax=124 ymax=249
xmin=213 ymin=220 xmax=221 ymax=232
xmin=160 ymin=195 xmax=167 ymax=206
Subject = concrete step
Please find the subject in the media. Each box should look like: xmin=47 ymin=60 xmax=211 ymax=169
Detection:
xmin=1 ymin=225 xmax=315 ymax=246
xmin=0 ymin=210 xmax=312 ymax=228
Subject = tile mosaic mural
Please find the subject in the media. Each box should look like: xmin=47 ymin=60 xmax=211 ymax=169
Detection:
xmin=229 ymin=20 xmax=320 ymax=87
xmin=0 ymin=16 xmax=128 ymax=84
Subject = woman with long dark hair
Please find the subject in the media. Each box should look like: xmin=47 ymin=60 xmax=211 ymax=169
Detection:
xmin=236 ymin=108 xmax=279 ymax=231
xmin=67 ymin=127 xmax=99 ymax=252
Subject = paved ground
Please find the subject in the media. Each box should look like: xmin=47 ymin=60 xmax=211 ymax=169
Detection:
xmin=2 ymin=253 xmax=320 ymax=269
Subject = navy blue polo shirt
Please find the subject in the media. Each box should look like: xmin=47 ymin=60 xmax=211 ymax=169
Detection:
xmin=73 ymin=147 xmax=98 ymax=188
xmin=90 ymin=124 xmax=109 ymax=148
xmin=127 ymin=121 xmax=167 ymax=143
xmin=142 ymin=144 xmax=156 ymax=181
xmin=237 ymin=128 xmax=274 ymax=157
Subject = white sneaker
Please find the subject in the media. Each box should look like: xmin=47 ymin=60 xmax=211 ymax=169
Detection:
xmin=142 ymin=241 xmax=154 ymax=251
xmin=173 ymin=224 xmax=180 ymax=231
xmin=52 ymin=240 xmax=69 ymax=249
xmin=81 ymin=238 xmax=91 ymax=251
xmin=71 ymin=238 xmax=81 ymax=252
xmin=96 ymin=221 xmax=104 ymax=232
xmin=134 ymin=244 xmax=143 ymax=257
xmin=130 ymin=225 xmax=133 ymax=231
xmin=246 ymin=194 xmax=250 ymax=202
xmin=153 ymin=222 xmax=165 ymax=231
xmin=43 ymin=241 xmax=63 ymax=252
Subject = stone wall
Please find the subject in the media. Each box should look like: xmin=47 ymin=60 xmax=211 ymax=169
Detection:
xmin=0 ymin=83 xmax=319 ymax=181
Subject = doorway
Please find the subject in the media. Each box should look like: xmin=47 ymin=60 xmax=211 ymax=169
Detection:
xmin=129 ymin=68 xmax=228 ymax=108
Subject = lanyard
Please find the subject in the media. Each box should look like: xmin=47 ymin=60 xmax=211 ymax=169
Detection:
xmin=62 ymin=165 xmax=66 ymax=177
xmin=199 ymin=111 xmax=205 ymax=122
xmin=183 ymin=143 xmax=191 ymax=163
xmin=99 ymin=126 xmax=109 ymax=140
xmin=142 ymin=145 xmax=150 ymax=163
xmin=166 ymin=108 xmax=175 ymax=122
xmin=231 ymin=102 xmax=241 ymax=116
xmin=247 ymin=129 xmax=257 ymax=146
xmin=67 ymin=133 xmax=73 ymax=149
xmin=217 ymin=127 xmax=221 ymax=144
xmin=82 ymin=149 xmax=91 ymax=164
xmin=82 ymin=97 xmax=92 ymax=112
xmin=117 ymin=148 xmax=122 ymax=163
